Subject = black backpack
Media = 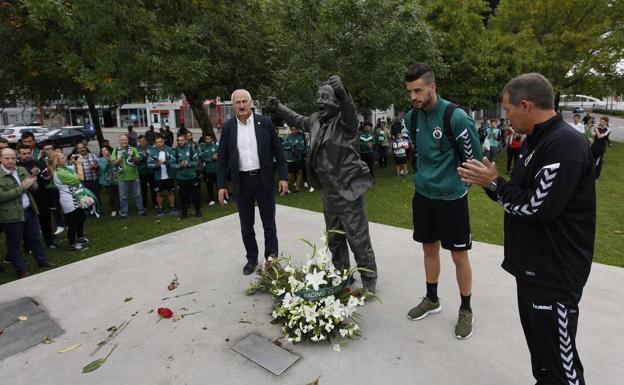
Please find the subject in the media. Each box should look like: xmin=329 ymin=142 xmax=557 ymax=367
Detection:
xmin=410 ymin=103 xmax=462 ymax=164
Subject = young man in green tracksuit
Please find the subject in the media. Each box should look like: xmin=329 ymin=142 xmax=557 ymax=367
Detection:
xmin=172 ymin=133 xmax=201 ymax=219
xmin=199 ymin=134 xmax=219 ymax=205
xmin=282 ymin=125 xmax=306 ymax=193
xmin=137 ymin=135 xmax=157 ymax=212
xmin=147 ymin=135 xmax=176 ymax=216
xmin=403 ymin=62 xmax=482 ymax=340
xmin=358 ymin=122 xmax=375 ymax=178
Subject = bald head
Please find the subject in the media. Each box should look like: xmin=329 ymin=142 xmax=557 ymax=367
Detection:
xmin=1 ymin=148 xmax=17 ymax=171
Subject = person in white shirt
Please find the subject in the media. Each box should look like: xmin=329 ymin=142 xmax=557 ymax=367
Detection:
xmin=570 ymin=113 xmax=584 ymax=134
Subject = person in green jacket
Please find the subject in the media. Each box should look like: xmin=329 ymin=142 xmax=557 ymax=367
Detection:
xmin=98 ymin=145 xmax=119 ymax=216
xmin=358 ymin=122 xmax=375 ymax=178
xmin=199 ymin=134 xmax=219 ymax=205
xmin=147 ymin=135 xmax=177 ymax=216
xmin=282 ymin=125 xmax=306 ymax=193
xmin=403 ymin=62 xmax=482 ymax=340
xmin=375 ymin=121 xmax=390 ymax=168
xmin=173 ymin=133 xmax=201 ymax=218
xmin=137 ymin=135 xmax=157 ymax=211
xmin=0 ymin=147 xmax=54 ymax=277
xmin=112 ymin=134 xmax=145 ymax=218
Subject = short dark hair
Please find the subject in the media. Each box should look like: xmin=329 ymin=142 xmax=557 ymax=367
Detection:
xmin=21 ymin=131 xmax=35 ymax=140
xmin=17 ymin=144 xmax=32 ymax=151
xmin=573 ymin=113 xmax=580 ymax=118
xmin=502 ymin=73 xmax=555 ymax=110
xmin=177 ymin=133 xmax=187 ymax=139
xmin=0 ymin=137 xmax=9 ymax=144
xmin=138 ymin=134 xmax=145 ymax=140
xmin=405 ymin=62 xmax=435 ymax=83
xmin=155 ymin=133 xmax=164 ymax=140
xmin=102 ymin=145 xmax=113 ymax=153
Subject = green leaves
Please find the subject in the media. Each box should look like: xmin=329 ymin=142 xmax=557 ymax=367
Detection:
xmin=82 ymin=344 xmax=117 ymax=374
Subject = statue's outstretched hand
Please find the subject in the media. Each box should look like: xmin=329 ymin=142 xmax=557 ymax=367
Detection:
xmin=328 ymin=75 xmax=346 ymax=99
xmin=267 ymin=96 xmax=280 ymax=112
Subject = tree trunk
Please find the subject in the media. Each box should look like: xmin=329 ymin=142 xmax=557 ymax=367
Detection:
xmin=84 ymin=90 xmax=105 ymax=147
xmin=184 ymin=91 xmax=213 ymax=137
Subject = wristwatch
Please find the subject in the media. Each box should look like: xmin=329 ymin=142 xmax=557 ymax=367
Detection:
xmin=488 ymin=177 xmax=503 ymax=194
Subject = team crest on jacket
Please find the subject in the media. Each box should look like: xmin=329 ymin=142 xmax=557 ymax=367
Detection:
xmin=432 ymin=127 xmax=443 ymax=140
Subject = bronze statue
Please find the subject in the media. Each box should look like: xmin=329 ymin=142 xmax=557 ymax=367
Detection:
xmin=268 ymin=76 xmax=378 ymax=292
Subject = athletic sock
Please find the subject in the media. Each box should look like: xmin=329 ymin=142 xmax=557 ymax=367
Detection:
xmin=460 ymin=294 xmax=472 ymax=311
xmin=426 ymin=282 xmax=438 ymax=303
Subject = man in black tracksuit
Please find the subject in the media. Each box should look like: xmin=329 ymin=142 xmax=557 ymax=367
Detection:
xmin=459 ymin=73 xmax=595 ymax=385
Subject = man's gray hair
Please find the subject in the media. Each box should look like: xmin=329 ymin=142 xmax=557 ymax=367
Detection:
xmin=231 ymin=89 xmax=252 ymax=103
xmin=502 ymin=73 xmax=555 ymax=110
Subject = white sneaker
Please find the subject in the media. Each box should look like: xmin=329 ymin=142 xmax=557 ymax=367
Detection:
xmin=209 ymin=201 xmax=216 ymax=206
xmin=304 ymin=182 xmax=309 ymax=188
xmin=111 ymin=211 xmax=117 ymax=217
xmin=54 ymin=226 xmax=64 ymax=235
xmin=309 ymin=187 xmax=315 ymax=193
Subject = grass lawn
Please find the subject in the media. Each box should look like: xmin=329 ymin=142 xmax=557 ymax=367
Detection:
xmin=1 ymin=142 xmax=622 ymax=284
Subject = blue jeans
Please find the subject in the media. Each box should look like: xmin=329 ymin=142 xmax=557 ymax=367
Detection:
xmin=118 ymin=179 xmax=144 ymax=216
xmin=2 ymin=207 xmax=49 ymax=273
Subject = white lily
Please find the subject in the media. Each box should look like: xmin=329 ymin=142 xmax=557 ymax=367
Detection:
xmin=305 ymin=269 xmax=327 ymax=291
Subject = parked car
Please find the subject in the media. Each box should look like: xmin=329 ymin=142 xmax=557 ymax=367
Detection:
xmin=573 ymin=107 xmax=585 ymax=114
xmin=38 ymin=128 xmax=88 ymax=148
xmin=0 ymin=126 xmax=49 ymax=145
xmin=63 ymin=125 xmax=96 ymax=140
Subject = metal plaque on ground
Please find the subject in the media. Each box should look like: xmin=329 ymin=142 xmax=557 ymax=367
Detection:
xmin=231 ymin=334 xmax=299 ymax=375
xmin=0 ymin=297 xmax=64 ymax=361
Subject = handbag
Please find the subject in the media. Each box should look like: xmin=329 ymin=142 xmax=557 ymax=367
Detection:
xmin=73 ymin=184 xmax=101 ymax=217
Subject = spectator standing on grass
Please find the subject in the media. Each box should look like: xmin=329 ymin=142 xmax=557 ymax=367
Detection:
xmin=48 ymin=151 xmax=89 ymax=251
xmin=163 ymin=125 xmax=174 ymax=147
xmin=506 ymin=126 xmax=525 ymax=175
xmin=98 ymin=145 xmax=119 ymax=217
xmin=16 ymin=145 xmax=55 ymax=249
xmin=75 ymin=142 xmax=100 ymax=204
xmin=200 ymin=134 xmax=219 ymax=206
xmin=137 ymin=135 xmax=157 ymax=212
xmin=173 ymin=133 xmax=201 ymax=219
xmin=591 ymin=116 xmax=611 ymax=181
xmin=375 ymin=121 xmax=390 ymax=168
xmin=485 ymin=121 xmax=501 ymax=161
xmin=391 ymin=132 xmax=409 ymax=176
xmin=0 ymin=148 xmax=55 ymax=278
xmin=148 ymin=135 xmax=177 ymax=216
xmin=358 ymin=122 xmax=375 ymax=179
xmin=112 ymin=134 xmax=145 ymax=218
xmin=283 ymin=125 xmax=305 ymax=193
xmin=584 ymin=117 xmax=595 ymax=144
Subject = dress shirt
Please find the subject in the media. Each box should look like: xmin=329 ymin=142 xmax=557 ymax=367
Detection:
xmin=2 ymin=165 xmax=30 ymax=209
xmin=236 ymin=114 xmax=260 ymax=171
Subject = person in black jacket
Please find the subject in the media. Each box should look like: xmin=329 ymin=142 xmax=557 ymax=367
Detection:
xmin=217 ymin=89 xmax=289 ymax=275
xmin=458 ymin=73 xmax=595 ymax=385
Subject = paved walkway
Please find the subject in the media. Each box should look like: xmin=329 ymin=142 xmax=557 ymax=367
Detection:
xmin=0 ymin=206 xmax=622 ymax=385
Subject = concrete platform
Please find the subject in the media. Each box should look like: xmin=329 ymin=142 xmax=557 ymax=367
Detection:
xmin=0 ymin=205 xmax=622 ymax=385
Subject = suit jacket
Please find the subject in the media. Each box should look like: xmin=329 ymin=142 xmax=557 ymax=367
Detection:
xmin=276 ymin=96 xmax=373 ymax=201
xmin=216 ymin=113 xmax=288 ymax=196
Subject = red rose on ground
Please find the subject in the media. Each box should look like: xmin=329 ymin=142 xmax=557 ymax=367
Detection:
xmin=158 ymin=307 xmax=173 ymax=318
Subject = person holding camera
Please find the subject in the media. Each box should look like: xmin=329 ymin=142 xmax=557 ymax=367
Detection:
xmin=48 ymin=151 xmax=89 ymax=251
xmin=112 ymin=134 xmax=145 ymax=218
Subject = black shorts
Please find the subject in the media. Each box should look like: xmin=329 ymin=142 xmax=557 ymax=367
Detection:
xmin=394 ymin=156 xmax=407 ymax=165
xmin=154 ymin=178 xmax=174 ymax=192
xmin=412 ymin=191 xmax=472 ymax=251
xmin=287 ymin=160 xmax=302 ymax=173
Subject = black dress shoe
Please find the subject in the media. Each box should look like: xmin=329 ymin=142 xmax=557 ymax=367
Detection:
xmin=243 ymin=261 xmax=258 ymax=275
xmin=17 ymin=270 xmax=31 ymax=278
xmin=39 ymin=261 xmax=56 ymax=269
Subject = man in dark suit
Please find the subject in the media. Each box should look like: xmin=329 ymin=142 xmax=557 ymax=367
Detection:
xmin=217 ymin=89 xmax=289 ymax=275
xmin=268 ymin=76 xmax=378 ymax=293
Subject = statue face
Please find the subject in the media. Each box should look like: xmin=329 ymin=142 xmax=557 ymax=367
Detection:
xmin=316 ymin=85 xmax=339 ymax=121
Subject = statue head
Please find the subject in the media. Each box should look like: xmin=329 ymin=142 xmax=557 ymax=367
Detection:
xmin=316 ymin=83 xmax=339 ymax=121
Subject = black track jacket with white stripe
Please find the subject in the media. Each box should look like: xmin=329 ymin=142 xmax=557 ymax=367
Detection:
xmin=486 ymin=114 xmax=595 ymax=290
